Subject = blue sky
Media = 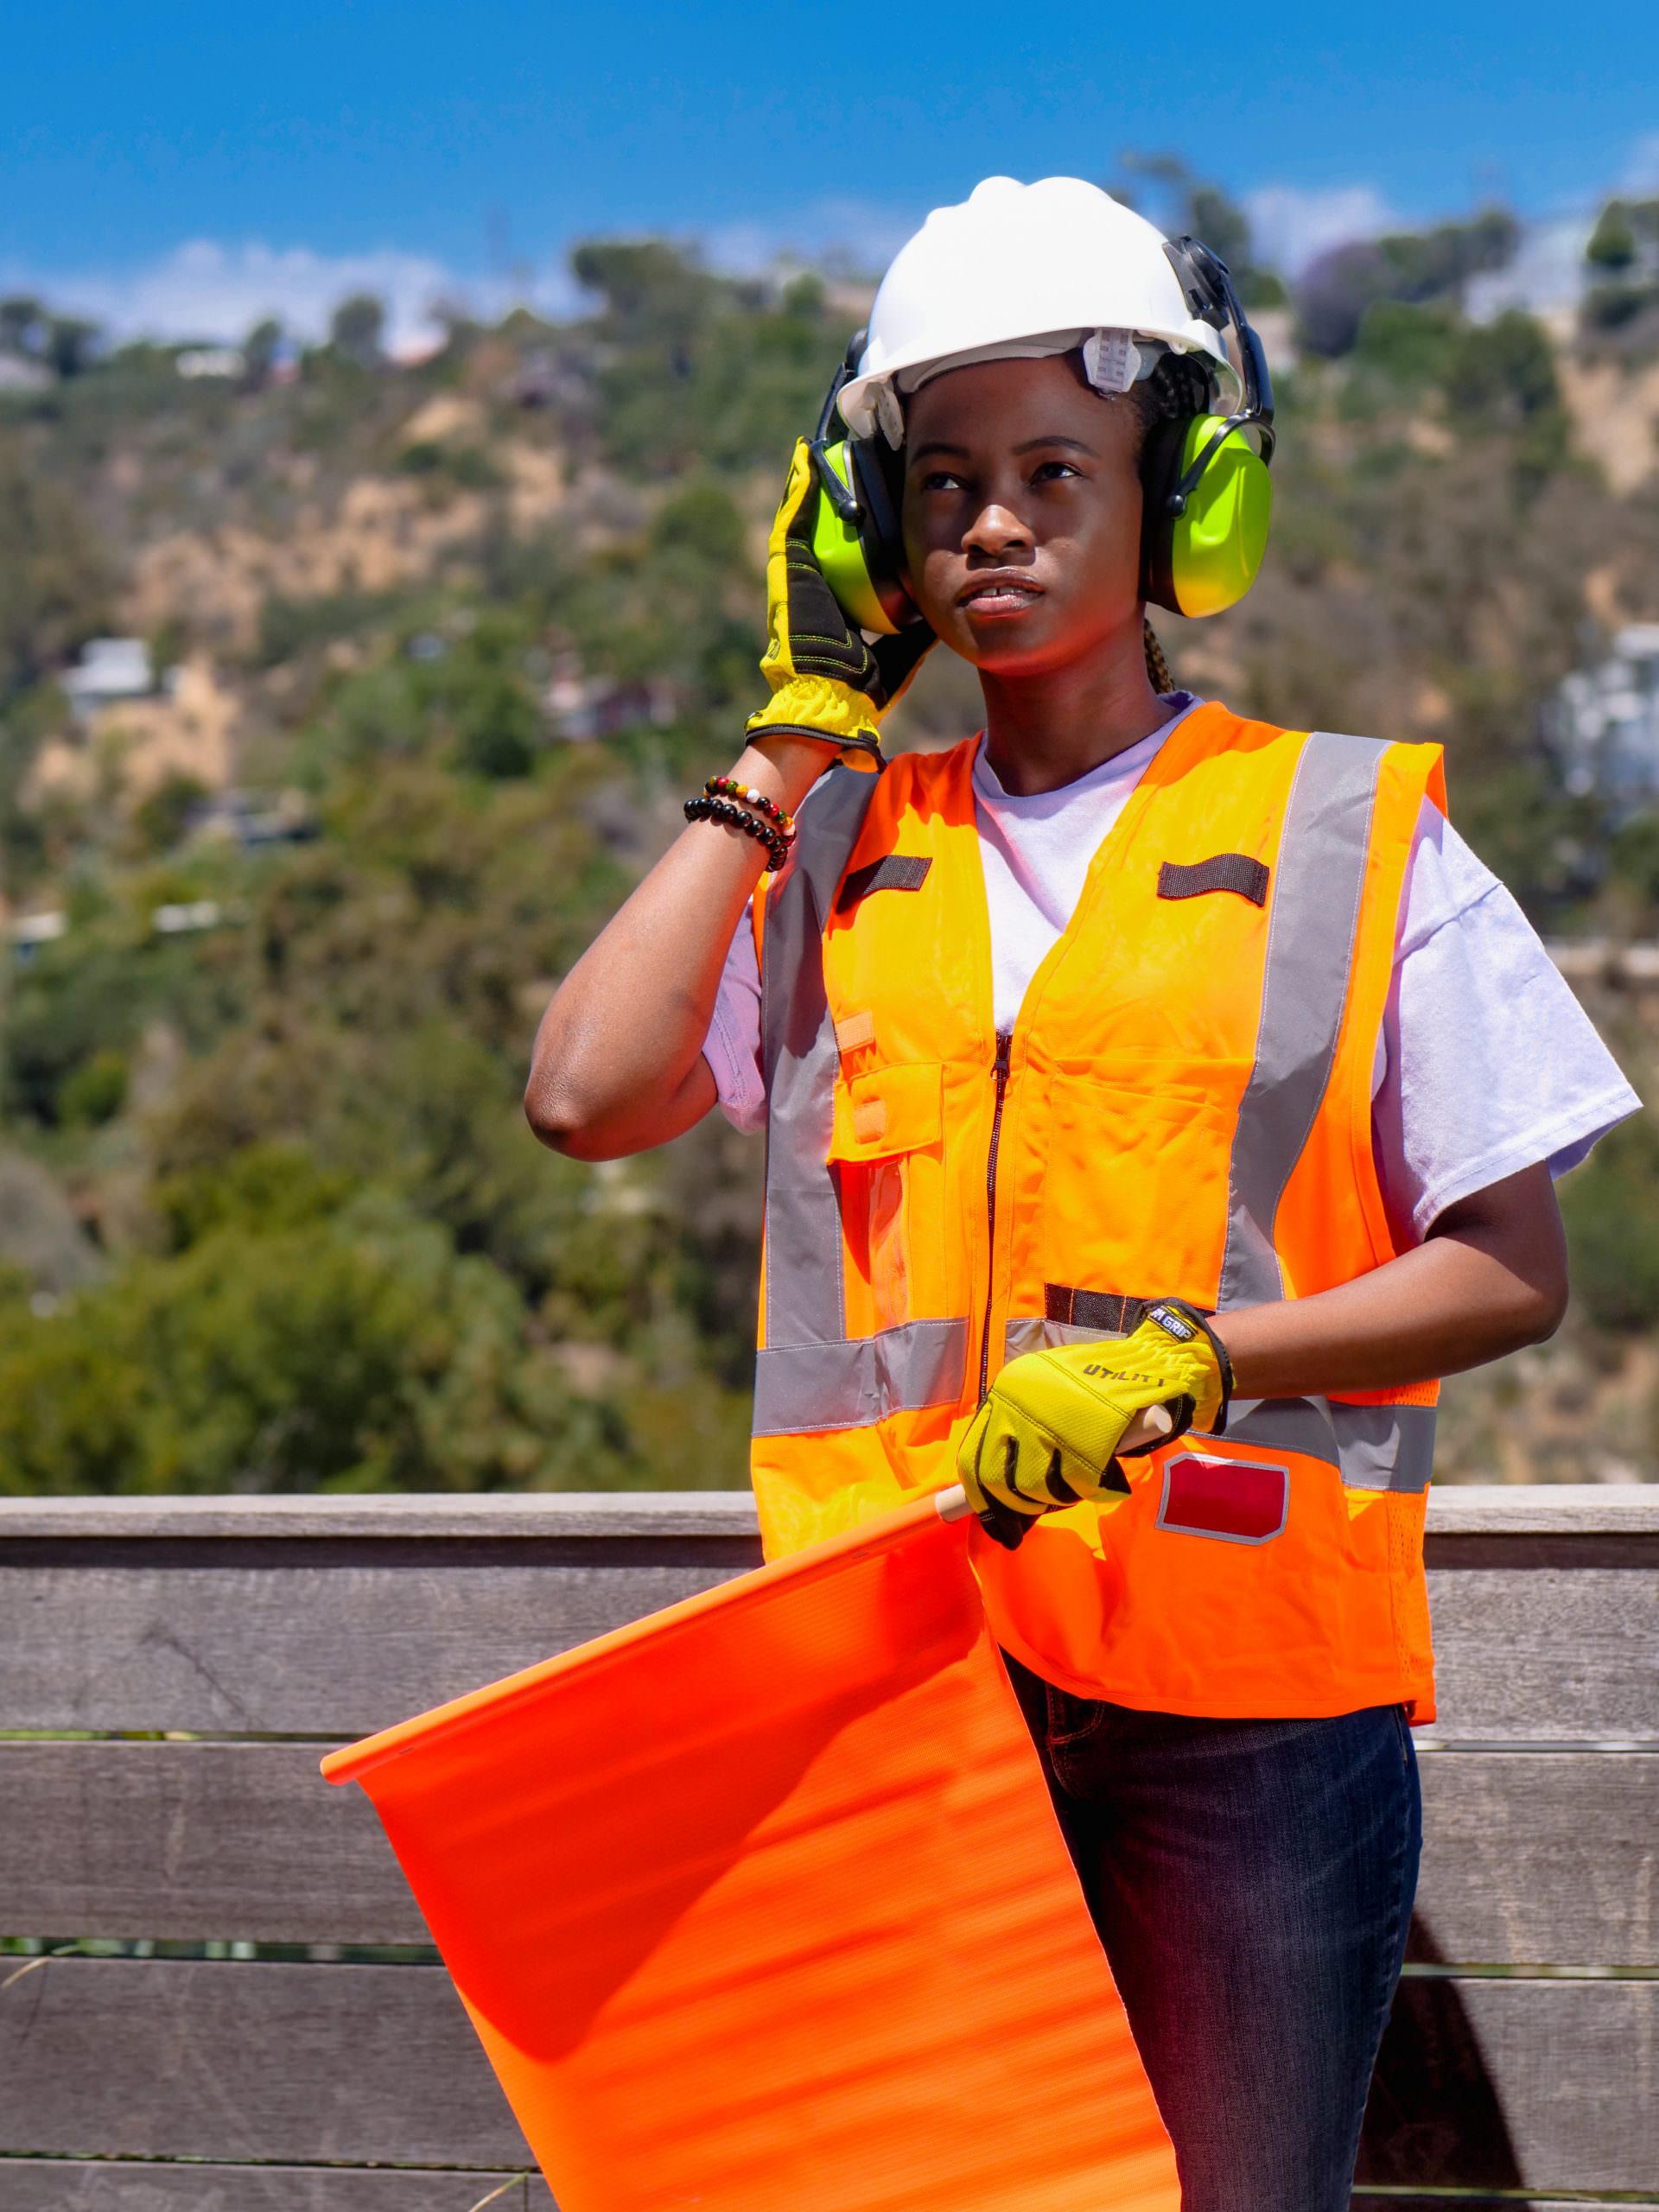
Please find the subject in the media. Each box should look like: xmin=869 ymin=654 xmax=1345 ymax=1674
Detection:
xmin=4 ymin=1 xmax=1656 ymax=345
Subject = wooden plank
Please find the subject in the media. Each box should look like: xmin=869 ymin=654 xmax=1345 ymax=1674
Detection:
xmin=1412 ymin=1751 xmax=1658 ymax=1965
xmin=0 ymin=1743 xmax=429 ymax=1944
xmin=0 ymin=1538 xmax=760 ymax=1736
xmin=3 ymin=1482 xmax=1655 ymax=1540
xmin=8 ymin=1744 xmax=1656 ymax=1964
xmin=0 ymin=1961 xmax=529 ymax=2167
xmin=0 ymin=2164 xmax=533 ymax=2211
xmin=1423 ymin=1567 xmax=1659 ymax=1744
xmin=1356 ymin=1974 xmax=1659 ymax=2193
xmin=1422 ymin=1483 xmax=1659 ymax=1537
xmin=0 ymin=1958 xmax=1654 ymax=2190
xmin=2 ymin=1491 xmax=1655 ymax=1740
xmin=0 ymin=1493 xmax=761 ymax=1540
xmin=3 ymin=1550 xmax=1651 ymax=1742
xmin=0 ymin=2186 xmax=1642 ymax=2212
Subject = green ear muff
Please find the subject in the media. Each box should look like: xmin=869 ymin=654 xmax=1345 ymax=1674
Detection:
xmin=809 ymin=437 xmax=919 ymax=638
xmin=1140 ymin=413 xmax=1273 ymax=619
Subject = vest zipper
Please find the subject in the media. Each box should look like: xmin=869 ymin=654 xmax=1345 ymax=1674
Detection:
xmin=977 ymin=1029 xmax=1014 ymax=1403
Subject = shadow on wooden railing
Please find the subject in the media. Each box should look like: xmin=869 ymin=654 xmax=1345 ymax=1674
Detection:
xmin=0 ymin=1485 xmax=1654 ymax=2211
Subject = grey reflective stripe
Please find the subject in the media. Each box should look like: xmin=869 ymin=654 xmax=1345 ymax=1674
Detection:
xmin=1227 ymin=1395 xmax=1342 ymax=1465
xmin=1217 ymin=731 xmax=1387 ymax=1311
xmin=1331 ymin=1402 xmax=1436 ymax=1493
xmin=1228 ymin=1395 xmax=1435 ymax=1492
xmin=760 ymin=770 xmax=880 ymax=1351
xmin=753 ymin=1319 xmax=969 ymax=1436
xmin=756 ymin=772 xmax=967 ymax=1435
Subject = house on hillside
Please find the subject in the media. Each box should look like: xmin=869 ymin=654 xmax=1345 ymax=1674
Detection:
xmin=60 ymin=638 xmax=156 ymax=720
xmin=1544 ymin=624 xmax=1659 ymax=812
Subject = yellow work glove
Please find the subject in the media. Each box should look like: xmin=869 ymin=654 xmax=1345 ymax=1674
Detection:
xmin=958 ymin=1301 xmax=1235 ymax=1550
xmin=744 ymin=438 xmax=934 ymax=763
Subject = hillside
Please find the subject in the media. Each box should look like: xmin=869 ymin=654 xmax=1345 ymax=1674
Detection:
xmin=3 ymin=213 xmax=1659 ymax=1493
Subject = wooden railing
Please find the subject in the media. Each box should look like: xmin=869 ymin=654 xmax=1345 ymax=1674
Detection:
xmin=1 ymin=1486 xmax=1654 ymax=2210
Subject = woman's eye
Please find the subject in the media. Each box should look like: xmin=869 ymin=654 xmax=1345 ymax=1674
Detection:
xmin=1031 ymin=461 xmax=1080 ymax=484
xmin=919 ymin=470 xmax=963 ymax=493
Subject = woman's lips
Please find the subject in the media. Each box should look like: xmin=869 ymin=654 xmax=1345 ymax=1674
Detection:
xmin=959 ymin=576 xmax=1044 ymax=620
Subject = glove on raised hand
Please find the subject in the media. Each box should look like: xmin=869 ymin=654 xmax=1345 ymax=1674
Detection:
xmin=958 ymin=1301 xmax=1234 ymax=1549
xmin=743 ymin=438 xmax=933 ymax=762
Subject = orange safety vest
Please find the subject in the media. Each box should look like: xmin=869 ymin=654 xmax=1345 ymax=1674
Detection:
xmin=751 ymin=701 xmax=1448 ymax=1723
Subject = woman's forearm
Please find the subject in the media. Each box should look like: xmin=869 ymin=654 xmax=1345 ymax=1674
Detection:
xmin=1212 ymin=1163 xmax=1569 ymax=1403
xmin=525 ymin=738 xmax=827 ymax=1160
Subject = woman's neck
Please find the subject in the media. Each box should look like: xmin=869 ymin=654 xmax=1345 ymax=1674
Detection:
xmin=979 ymin=624 xmax=1171 ymax=797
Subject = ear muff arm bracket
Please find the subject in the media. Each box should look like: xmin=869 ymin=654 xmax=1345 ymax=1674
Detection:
xmin=810 ymin=333 xmax=868 ymax=526
xmin=1161 ymin=240 xmax=1276 ymax=514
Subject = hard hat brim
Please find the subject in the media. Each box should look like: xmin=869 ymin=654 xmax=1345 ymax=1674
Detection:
xmin=839 ymin=327 xmax=1241 ymax=445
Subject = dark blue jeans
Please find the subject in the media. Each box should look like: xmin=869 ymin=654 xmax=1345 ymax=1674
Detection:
xmin=1004 ymin=1655 xmax=1421 ymax=2212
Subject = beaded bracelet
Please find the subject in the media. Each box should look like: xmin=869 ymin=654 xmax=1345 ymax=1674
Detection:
xmin=703 ymin=775 xmax=795 ymax=839
xmin=683 ymin=793 xmax=790 ymax=873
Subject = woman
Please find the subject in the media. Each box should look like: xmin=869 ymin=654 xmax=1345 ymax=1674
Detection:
xmin=527 ymin=178 xmax=1637 ymax=2212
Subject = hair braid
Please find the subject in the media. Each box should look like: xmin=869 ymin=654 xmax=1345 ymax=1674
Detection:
xmin=1129 ymin=353 xmax=1208 ymax=701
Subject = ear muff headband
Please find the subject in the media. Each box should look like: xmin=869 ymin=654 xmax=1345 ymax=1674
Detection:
xmin=810 ymin=245 xmax=1277 ymax=632
xmin=1139 ymin=238 xmax=1275 ymax=617
xmin=808 ymin=336 xmax=921 ymax=637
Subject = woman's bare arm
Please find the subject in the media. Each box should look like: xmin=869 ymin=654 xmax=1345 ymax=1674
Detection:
xmin=1215 ymin=1162 xmax=1569 ymax=1399
xmin=525 ymin=737 xmax=827 ymax=1160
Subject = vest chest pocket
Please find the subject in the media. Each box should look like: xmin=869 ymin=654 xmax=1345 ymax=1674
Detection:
xmin=828 ymin=1062 xmax=947 ymax=1337
xmin=1039 ymin=1062 xmax=1249 ymax=1313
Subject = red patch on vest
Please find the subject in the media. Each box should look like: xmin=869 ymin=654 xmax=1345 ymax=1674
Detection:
xmin=1156 ymin=1454 xmax=1288 ymax=1544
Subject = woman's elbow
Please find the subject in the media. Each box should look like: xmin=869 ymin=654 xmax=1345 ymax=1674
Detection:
xmin=1494 ymin=1256 xmax=1570 ymax=1355
xmin=1520 ymin=1267 xmax=1570 ymax=1348
xmin=524 ymin=1060 xmax=613 ymax=1160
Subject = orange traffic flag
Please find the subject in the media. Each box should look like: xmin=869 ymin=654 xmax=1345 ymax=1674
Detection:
xmin=323 ymin=1494 xmax=1178 ymax=2211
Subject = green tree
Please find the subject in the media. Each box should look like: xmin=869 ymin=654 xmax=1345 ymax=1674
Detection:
xmin=329 ymin=293 xmax=385 ymax=369
xmin=243 ymin=315 xmax=283 ymax=385
xmin=1560 ymin=1114 xmax=1659 ymax=1333
xmin=45 ymin=315 xmax=100 ymax=378
xmin=0 ymin=439 xmax=110 ymax=702
xmin=0 ymin=296 xmax=46 ymax=358
xmin=1586 ymin=200 xmax=1638 ymax=271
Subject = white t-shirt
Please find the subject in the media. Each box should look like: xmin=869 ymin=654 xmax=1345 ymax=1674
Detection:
xmin=702 ymin=699 xmax=1639 ymax=1238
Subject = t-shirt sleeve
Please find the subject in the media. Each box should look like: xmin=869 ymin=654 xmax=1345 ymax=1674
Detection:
xmin=702 ymin=906 xmax=767 ymax=1135
xmin=1371 ymin=803 xmax=1642 ymax=1240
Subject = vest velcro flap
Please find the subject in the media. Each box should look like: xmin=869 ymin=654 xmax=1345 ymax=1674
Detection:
xmin=1157 ymin=854 xmax=1270 ymax=906
xmin=836 ymin=854 xmax=932 ymax=912
xmin=828 ymin=1061 xmax=944 ymax=1163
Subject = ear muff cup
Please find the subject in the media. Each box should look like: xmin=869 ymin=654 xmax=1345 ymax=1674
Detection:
xmin=810 ymin=437 xmax=921 ymax=636
xmin=1139 ymin=413 xmax=1273 ymax=619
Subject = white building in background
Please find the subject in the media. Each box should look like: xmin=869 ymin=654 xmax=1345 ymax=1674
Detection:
xmin=0 ymin=355 xmax=51 ymax=394
xmin=1544 ymin=625 xmax=1659 ymax=810
xmin=1464 ymin=213 xmax=1592 ymax=329
xmin=60 ymin=637 xmax=155 ymax=718
xmin=175 ymin=347 xmax=245 ymax=379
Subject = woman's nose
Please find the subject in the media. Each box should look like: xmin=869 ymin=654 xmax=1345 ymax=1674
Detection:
xmin=963 ymin=501 xmax=1032 ymax=557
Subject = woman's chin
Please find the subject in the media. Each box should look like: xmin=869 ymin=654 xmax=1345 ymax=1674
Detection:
xmin=937 ymin=608 xmax=1057 ymax=673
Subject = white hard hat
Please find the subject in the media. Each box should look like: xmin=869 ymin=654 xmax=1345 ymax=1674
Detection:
xmin=838 ymin=175 xmax=1242 ymax=445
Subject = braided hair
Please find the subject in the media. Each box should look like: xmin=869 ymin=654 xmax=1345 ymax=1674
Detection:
xmin=1132 ymin=351 xmax=1211 ymax=696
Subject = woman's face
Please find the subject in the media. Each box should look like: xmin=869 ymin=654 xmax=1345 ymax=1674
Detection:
xmin=899 ymin=353 xmax=1146 ymax=676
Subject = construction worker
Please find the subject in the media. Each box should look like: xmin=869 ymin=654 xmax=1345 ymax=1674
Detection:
xmin=527 ymin=177 xmax=1638 ymax=2212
